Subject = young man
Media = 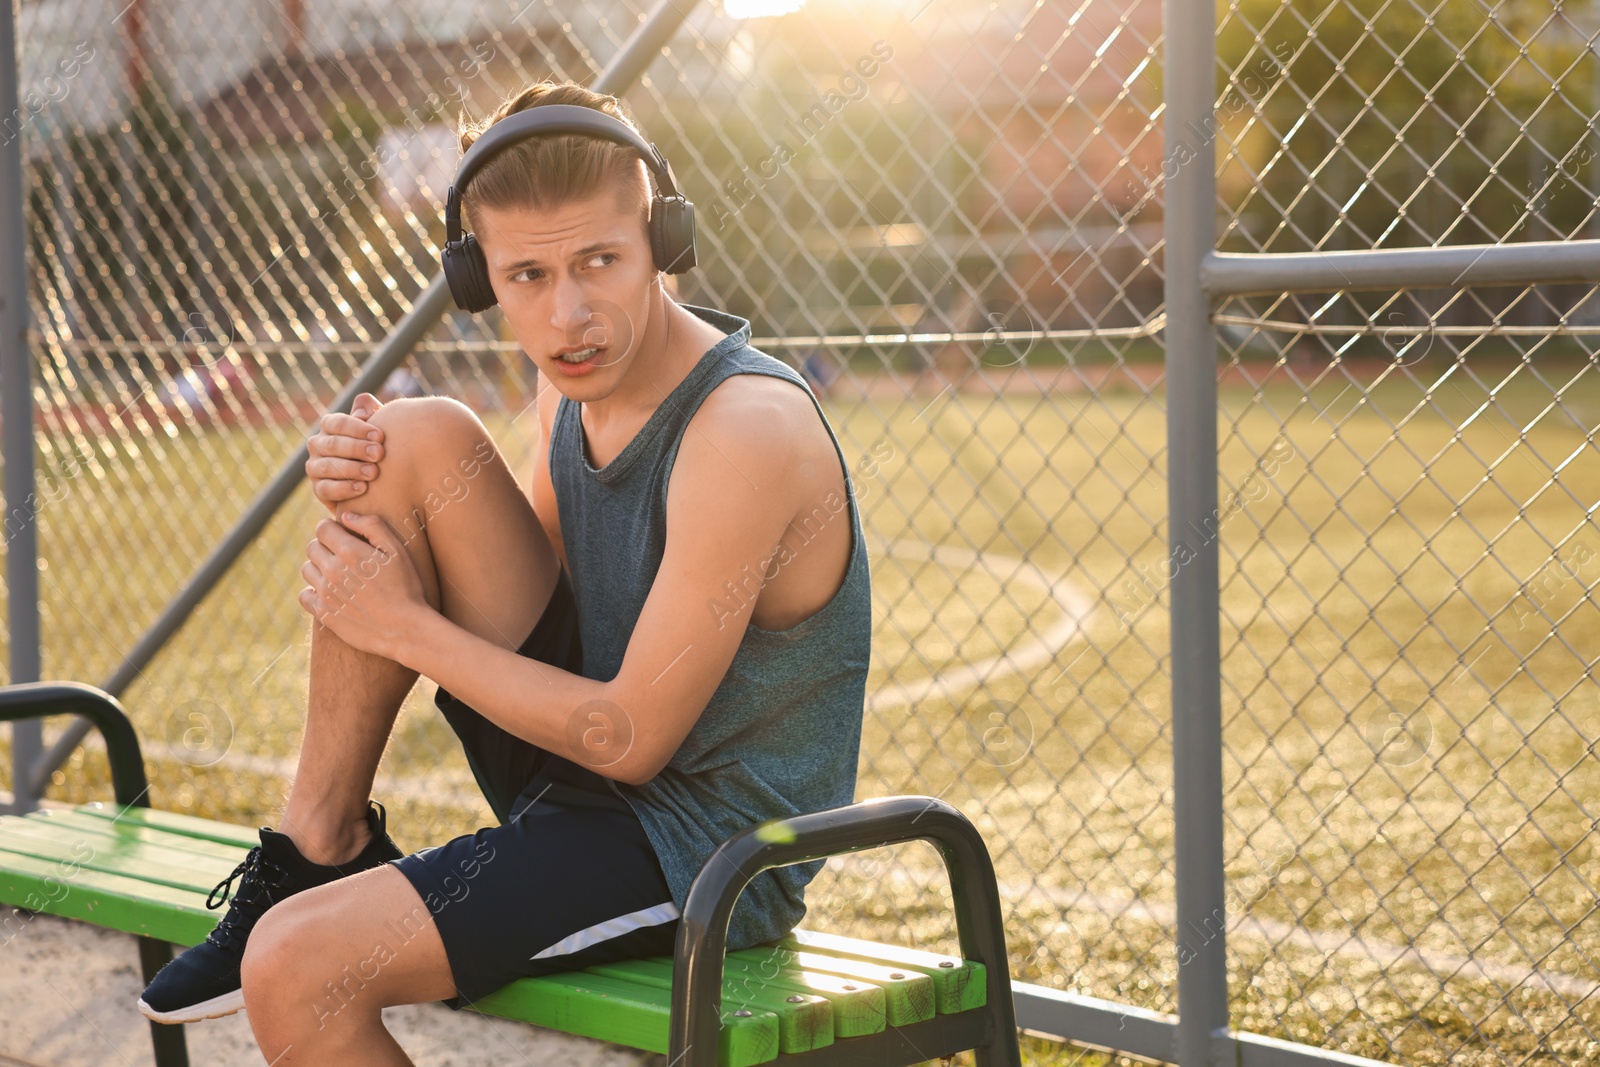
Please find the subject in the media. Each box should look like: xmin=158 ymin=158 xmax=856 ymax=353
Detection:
xmin=136 ymin=80 xmax=872 ymax=1063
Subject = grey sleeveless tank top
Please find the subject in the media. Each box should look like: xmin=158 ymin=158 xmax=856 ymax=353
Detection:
xmin=548 ymin=303 xmax=872 ymax=949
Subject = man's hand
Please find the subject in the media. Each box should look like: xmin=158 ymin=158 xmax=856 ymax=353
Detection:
xmin=306 ymin=392 xmax=385 ymax=513
xmin=298 ymin=512 xmax=430 ymax=660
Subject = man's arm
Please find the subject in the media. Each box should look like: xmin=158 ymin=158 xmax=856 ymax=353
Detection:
xmin=529 ymin=377 xmax=567 ymax=569
xmin=393 ymin=378 xmax=808 ymax=785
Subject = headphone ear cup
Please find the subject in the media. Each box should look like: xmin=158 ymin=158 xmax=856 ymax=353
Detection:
xmin=650 ymin=197 xmax=697 ymax=275
xmin=648 ymin=208 xmax=668 ymax=273
xmin=443 ymin=232 xmax=499 ymax=313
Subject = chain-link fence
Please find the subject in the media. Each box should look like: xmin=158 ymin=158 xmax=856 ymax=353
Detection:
xmin=2 ymin=0 xmax=1597 ymax=1065
xmin=1200 ymin=4 xmax=1600 ymax=1066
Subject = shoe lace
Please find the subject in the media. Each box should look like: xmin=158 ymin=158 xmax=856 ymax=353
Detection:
xmin=203 ymin=846 xmax=290 ymax=950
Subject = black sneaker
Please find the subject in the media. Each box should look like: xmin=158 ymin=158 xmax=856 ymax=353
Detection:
xmin=136 ymin=799 xmax=404 ymax=1023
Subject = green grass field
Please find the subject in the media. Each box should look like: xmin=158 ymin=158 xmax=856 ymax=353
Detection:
xmin=2 ymin=350 xmax=1596 ymax=1067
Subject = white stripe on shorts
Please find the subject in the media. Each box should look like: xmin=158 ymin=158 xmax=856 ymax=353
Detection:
xmin=529 ymin=900 xmax=682 ymax=960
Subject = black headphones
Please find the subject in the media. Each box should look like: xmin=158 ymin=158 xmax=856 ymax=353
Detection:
xmin=440 ymin=103 xmax=698 ymax=313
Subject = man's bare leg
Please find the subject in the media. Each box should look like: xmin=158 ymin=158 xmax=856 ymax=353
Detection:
xmin=276 ymin=539 xmax=439 ymax=867
xmin=243 ymin=863 xmax=454 ymax=1065
xmin=276 ymin=396 xmax=561 ymax=866
xmin=137 ymin=396 xmax=561 ymax=1025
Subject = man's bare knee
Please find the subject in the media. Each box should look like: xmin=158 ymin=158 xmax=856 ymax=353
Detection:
xmin=367 ymin=395 xmax=487 ymax=452
xmin=358 ymin=396 xmax=496 ymax=543
xmin=340 ymin=394 xmax=546 ymax=648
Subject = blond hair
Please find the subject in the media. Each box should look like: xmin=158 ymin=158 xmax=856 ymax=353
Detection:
xmin=456 ymin=80 xmax=654 ymax=235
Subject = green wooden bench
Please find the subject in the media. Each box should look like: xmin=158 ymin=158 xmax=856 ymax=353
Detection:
xmin=0 ymin=682 xmax=1022 ymax=1067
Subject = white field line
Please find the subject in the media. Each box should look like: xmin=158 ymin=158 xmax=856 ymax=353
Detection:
xmin=865 ymin=537 xmax=1096 ymax=713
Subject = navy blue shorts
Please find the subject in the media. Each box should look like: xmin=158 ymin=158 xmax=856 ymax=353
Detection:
xmin=387 ymin=566 xmax=681 ymax=1010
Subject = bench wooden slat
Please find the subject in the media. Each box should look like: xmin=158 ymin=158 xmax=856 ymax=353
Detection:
xmin=0 ymin=817 xmax=241 ymax=895
xmin=71 ymin=803 xmax=261 ymax=849
xmin=668 ymin=955 xmax=886 ymax=1038
xmin=728 ymin=946 xmax=936 ymax=1025
xmin=588 ymin=957 xmax=834 ymax=1053
xmin=778 ymin=929 xmax=987 ymax=1013
xmin=30 ymin=809 xmax=260 ymax=863
xmin=468 ymin=970 xmax=782 ymax=1067
xmin=0 ymin=846 xmax=218 ymax=945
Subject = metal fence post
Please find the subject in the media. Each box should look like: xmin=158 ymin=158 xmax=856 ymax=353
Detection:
xmin=0 ymin=0 xmax=43 ymax=816
xmin=1164 ymin=0 xmax=1229 ymax=1064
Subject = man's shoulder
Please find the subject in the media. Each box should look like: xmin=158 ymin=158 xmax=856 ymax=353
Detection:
xmin=676 ymin=301 xmax=811 ymax=427
xmin=685 ymin=363 xmax=831 ymax=472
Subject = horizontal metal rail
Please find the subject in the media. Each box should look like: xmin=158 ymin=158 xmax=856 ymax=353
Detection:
xmin=45 ymin=322 xmax=1167 ymax=356
xmin=1203 ymin=239 xmax=1600 ymax=297
xmin=1012 ymin=984 xmax=1399 ymax=1067
xmin=1212 ymin=313 xmax=1600 ymax=337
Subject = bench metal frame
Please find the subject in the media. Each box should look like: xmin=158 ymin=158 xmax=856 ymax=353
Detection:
xmin=0 ymin=681 xmax=190 ymax=1067
xmin=0 ymin=682 xmax=1022 ymax=1067
xmin=672 ymin=795 xmax=1022 ymax=1067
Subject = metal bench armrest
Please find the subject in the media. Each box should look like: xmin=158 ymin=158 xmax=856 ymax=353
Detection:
xmin=0 ymin=681 xmax=149 ymax=809
xmin=669 ymin=795 xmax=1019 ymax=1066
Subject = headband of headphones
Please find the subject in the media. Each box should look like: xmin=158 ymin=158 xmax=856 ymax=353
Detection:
xmin=439 ymin=102 xmax=697 ymax=311
xmin=443 ymin=103 xmax=685 ymax=245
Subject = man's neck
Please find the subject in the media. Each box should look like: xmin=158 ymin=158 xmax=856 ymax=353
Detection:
xmin=585 ymin=291 xmax=726 ymax=430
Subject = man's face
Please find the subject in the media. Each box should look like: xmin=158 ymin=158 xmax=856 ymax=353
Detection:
xmin=473 ymin=177 xmax=653 ymax=399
